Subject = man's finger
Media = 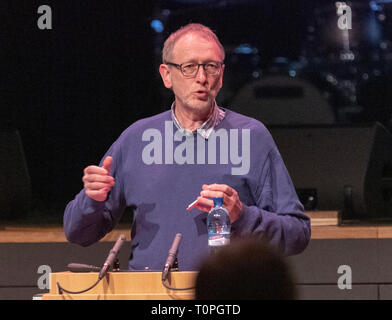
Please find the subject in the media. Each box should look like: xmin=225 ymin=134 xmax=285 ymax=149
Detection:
xmin=197 ymin=196 xmax=214 ymax=208
xmin=102 ymin=156 xmax=113 ymax=175
xmin=200 ymin=190 xmax=225 ymax=199
xmin=202 ymin=184 xmax=234 ymax=196
xmin=195 ymin=197 xmax=213 ymax=212
xmin=83 ymin=174 xmax=114 ymax=184
xmin=85 ymin=181 xmax=114 ymax=190
xmin=84 ymin=165 xmax=108 ymax=176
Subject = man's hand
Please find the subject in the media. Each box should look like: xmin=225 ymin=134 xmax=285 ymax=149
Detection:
xmin=195 ymin=184 xmax=243 ymax=223
xmin=82 ymin=156 xmax=115 ymax=202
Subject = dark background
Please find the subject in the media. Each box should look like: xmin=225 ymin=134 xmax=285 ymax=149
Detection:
xmin=1 ymin=0 xmax=391 ymax=224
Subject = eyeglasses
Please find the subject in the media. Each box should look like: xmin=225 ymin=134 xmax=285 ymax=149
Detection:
xmin=165 ymin=61 xmax=223 ymax=78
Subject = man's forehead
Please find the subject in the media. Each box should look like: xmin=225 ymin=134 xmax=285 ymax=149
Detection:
xmin=171 ymin=32 xmax=222 ymax=59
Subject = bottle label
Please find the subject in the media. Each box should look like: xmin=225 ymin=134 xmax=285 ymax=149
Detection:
xmin=208 ymin=233 xmax=230 ymax=247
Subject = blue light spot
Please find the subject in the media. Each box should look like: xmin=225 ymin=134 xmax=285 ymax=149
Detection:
xmin=369 ymin=1 xmax=382 ymax=11
xmin=289 ymin=70 xmax=296 ymax=77
xmin=234 ymin=44 xmax=257 ymax=55
xmin=151 ymin=20 xmax=164 ymax=33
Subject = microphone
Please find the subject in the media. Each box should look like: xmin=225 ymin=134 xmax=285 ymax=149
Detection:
xmin=98 ymin=234 xmax=126 ymax=280
xmin=162 ymin=233 xmax=182 ymax=282
xmin=67 ymin=263 xmax=101 ymax=273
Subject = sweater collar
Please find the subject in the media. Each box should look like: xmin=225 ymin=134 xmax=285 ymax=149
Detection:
xmin=170 ymin=101 xmax=225 ymax=139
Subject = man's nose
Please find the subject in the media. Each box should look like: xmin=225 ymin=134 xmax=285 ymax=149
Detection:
xmin=195 ymin=65 xmax=207 ymax=83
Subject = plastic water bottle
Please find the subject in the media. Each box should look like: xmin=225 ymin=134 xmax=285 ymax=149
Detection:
xmin=207 ymin=197 xmax=231 ymax=254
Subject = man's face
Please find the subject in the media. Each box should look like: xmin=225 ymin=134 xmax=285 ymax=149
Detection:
xmin=159 ymin=32 xmax=224 ymax=116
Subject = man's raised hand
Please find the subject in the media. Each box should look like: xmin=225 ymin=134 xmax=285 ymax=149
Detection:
xmin=82 ymin=156 xmax=115 ymax=202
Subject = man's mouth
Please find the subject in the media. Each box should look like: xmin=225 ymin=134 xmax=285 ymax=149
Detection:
xmin=194 ymin=90 xmax=209 ymax=99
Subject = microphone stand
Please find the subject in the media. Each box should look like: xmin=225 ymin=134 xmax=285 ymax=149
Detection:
xmin=57 ymin=235 xmax=125 ymax=295
xmin=160 ymin=233 xmax=195 ymax=291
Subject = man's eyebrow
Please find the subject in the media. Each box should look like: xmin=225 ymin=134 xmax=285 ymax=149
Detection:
xmin=181 ymin=60 xmax=197 ymax=64
xmin=181 ymin=59 xmax=198 ymax=64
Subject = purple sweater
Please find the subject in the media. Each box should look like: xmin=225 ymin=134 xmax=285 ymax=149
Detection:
xmin=64 ymin=108 xmax=310 ymax=271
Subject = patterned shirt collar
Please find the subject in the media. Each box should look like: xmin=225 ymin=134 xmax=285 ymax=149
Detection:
xmin=171 ymin=101 xmax=225 ymax=139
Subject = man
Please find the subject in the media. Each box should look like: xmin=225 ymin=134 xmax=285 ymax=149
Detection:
xmin=64 ymin=23 xmax=310 ymax=271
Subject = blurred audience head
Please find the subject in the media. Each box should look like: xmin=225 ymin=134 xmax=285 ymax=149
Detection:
xmin=195 ymin=236 xmax=296 ymax=300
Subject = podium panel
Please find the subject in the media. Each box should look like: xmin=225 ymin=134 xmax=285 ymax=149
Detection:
xmin=42 ymin=271 xmax=197 ymax=300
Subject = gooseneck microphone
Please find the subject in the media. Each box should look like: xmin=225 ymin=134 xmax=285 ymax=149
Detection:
xmin=162 ymin=233 xmax=182 ymax=282
xmin=67 ymin=263 xmax=101 ymax=273
xmin=99 ymin=234 xmax=126 ymax=280
xmin=160 ymin=233 xmax=194 ymax=291
xmin=57 ymin=234 xmax=126 ymax=295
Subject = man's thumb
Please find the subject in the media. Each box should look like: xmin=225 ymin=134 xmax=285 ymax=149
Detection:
xmin=102 ymin=156 xmax=113 ymax=174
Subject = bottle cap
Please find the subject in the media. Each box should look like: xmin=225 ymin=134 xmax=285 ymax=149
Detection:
xmin=212 ymin=197 xmax=224 ymax=207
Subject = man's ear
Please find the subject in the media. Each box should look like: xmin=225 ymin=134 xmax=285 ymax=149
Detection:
xmin=159 ymin=64 xmax=172 ymax=89
xmin=218 ymin=64 xmax=225 ymax=90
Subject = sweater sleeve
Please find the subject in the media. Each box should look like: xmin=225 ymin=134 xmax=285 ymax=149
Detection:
xmin=231 ymin=146 xmax=311 ymax=256
xmin=63 ymin=140 xmax=127 ymax=247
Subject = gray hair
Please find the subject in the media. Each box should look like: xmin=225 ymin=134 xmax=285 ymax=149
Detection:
xmin=162 ymin=23 xmax=225 ymax=63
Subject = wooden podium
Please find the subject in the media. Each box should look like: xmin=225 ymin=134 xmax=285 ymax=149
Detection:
xmin=42 ymin=271 xmax=197 ymax=300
